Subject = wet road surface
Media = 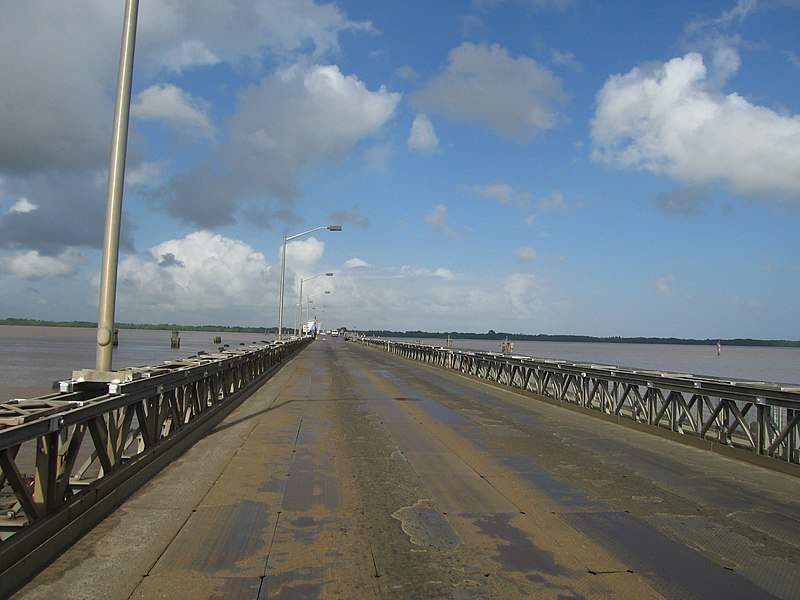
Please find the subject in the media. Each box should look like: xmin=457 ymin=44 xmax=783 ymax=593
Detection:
xmin=14 ymin=339 xmax=800 ymax=599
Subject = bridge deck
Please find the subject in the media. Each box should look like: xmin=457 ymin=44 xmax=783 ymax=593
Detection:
xmin=13 ymin=340 xmax=800 ymax=599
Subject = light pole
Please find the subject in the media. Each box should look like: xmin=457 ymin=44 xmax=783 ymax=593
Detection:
xmin=305 ymin=291 xmax=330 ymax=325
xmin=296 ymin=272 xmax=333 ymax=336
xmin=304 ymin=295 xmax=328 ymax=334
xmin=96 ymin=0 xmax=139 ymax=372
xmin=277 ymin=225 xmax=341 ymax=340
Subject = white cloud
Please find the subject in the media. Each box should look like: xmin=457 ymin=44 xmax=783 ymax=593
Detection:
xmin=468 ymin=184 xmax=567 ymax=211
xmin=0 ymin=1 xmax=382 ymax=235
xmin=156 ymin=64 xmax=400 ymax=227
xmin=470 ymin=183 xmax=528 ymax=206
xmin=408 ymin=114 xmax=440 ymax=153
xmin=224 ymin=64 xmax=400 ymax=199
xmin=132 ymin=84 xmax=216 ymax=140
xmin=330 ymin=207 xmax=370 ymax=228
xmin=327 ymin=262 xmax=550 ymax=332
xmin=414 ymin=42 xmax=568 ymax=142
xmin=345 ymin=257 xmax=372 ymax=268
xmin=656 ymin=275 xmax=675 ymax=297
xmin=2 ymin=248 xmax=85 ymax=279
xmin=551 ymin=48 xmax=582 ymax=72
xmin=9 ymin=198 xmax=38 ymax=214
xmin=533 ymin=191 xmax=566 ymax=212
xmin=424 ymin=204 xmax=461 ymax=238
xmin=162 ymin=40 xmax=221 ymax=72
xmin=125 ymin=161 xmax=168 ymax=187
xmin=118 ymin=231 xmax=272 ymax=319
xmin=285 ymin=237 xmax=326 ymax=272
xmin=140 ymin=0 xmax=373 ymax=70
xmin=591 ymin=52 xmax=800 ymax=202
xmin=653 ymin=187 xmax=712 ymax=216
xmin=0 ymin=2 xmax=121 ymax=175
xmin=514 ymin=246 xmax=537 ymax=262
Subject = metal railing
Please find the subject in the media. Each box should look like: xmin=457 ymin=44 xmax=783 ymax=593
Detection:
xmin=0 ymin=337 xmax=309 ymax=594
xmin=360 ymin=339 xmax=800 ymax=468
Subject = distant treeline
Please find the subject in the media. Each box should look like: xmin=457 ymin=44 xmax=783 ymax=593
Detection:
xmin=357 ymin=329 xmax=800 ymax=347
xmin=3 ymin=319 xmax=798 ymax=347
xmin=0 ymin=318 xmax=274 ymax=334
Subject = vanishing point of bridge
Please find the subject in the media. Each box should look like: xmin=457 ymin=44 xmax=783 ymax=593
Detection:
xmin=3 ymin=338 xmax=800 ymax=599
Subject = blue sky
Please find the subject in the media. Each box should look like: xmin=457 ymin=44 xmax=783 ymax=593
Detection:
xmin=1 ymin=0 xmax=798 ymax=339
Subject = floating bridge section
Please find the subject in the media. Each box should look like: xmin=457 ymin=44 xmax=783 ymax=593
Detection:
xmin=360 ymin=338 xmax=800 ymax=470
xmin=0 ymin=338 xmax=309 ymax=594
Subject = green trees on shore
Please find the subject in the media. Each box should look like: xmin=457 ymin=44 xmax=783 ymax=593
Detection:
xmin=2 ymin=318 xmax=797 ymax=347
xmin=0 ymin=318 xmax=275 ymax=334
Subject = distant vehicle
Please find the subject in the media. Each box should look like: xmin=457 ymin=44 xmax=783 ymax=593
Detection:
xmin=331 ymin=330 xmax=339 ymax=337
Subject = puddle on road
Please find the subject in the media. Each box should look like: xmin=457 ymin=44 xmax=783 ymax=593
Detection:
xmin=416 ymin=398 xmax=470 ymax=424
xmin=500 ymin=455 xmax=605 ymax=510
xmin=466 ymin=513 xmax=567 ymax=581
xmin=564 ymin=511 xmax=778 ymax=600
xmin=282 ymin=452 xmax=341 ymax=511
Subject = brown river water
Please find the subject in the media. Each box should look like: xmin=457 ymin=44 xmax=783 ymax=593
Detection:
xmin=1 ymin=326 xmax=798 ymax=401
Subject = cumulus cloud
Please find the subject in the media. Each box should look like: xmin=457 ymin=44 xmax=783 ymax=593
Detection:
xmin=329 ymin=207 xmax=370 ymax=227
xmin=656 ymin=275 xmax=675 ymax=297
xmin=591 ymin=52 xmax=800 ymax=202
xmin=514 ymin=246 xmax=537 ymax=262
xmin=162 ymin=40 xmax=221 ymax=73
xmin=551 ymin=49 xmax=582 ymax=72
xmin=328 ymin=263 xmax=549 ymax=332
xmin=408 ymin=114 xmax=440 ymax=153
xmin=653 ymin=187 xmax=712 ymax=216
xmin=470 ymin=183 xmax=531 ymax=207
xmin=1 ymin=248 xmax=86 ymax=279
xmin=284 ymin=237 xmax=326 ymax=273
xmin=413 ymin=42 xmax=568 ymax=142
xmin=139 ymin=0 xmax=374 ymax=70
xmin=468 ymin=184 xmax=567 ymax=211
xmin=132 ymin=84 xmax=216 ymax=140
xmin=345 ymin=257 xmax=372 ymax=268
xmin=0 ymin=172 xmax=134 ymax=254
xmin=157 ymin=64 xmax=399 ymax=227
xmin=424 ymin=204 xmax=461 ymax=238
xmin=0 ymin=1 xmax=382 ymax=240
xmin=0 ymin=2 xmax=120 ymax=176
xmin=126 ymin=162 xmax=168 ymax=187
xmin=117 ymin=231 xmax=273 ymax=321
xmin=433 ymin=267 xmax=455 ymax=280
xmin=9 ymin=198 xmax=38 ymax=214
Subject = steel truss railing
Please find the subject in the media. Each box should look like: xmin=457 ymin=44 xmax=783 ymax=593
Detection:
xmin=0 ymin=338 xmax=309 ymax=592
xmin=361 ymin=339 xmax=800 ymax=468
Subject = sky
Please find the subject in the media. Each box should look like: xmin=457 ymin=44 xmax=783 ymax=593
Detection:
xmin=0 ymin=0 xmax=798 ymax=339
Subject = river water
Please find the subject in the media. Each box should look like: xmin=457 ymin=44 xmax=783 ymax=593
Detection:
xmin=1 ymin=326 xmax=798 ymax=401
xmin=387 ymin=337 xmax=800 ymax=387
xmin=0 ymin=325 xmax=277 ymax=400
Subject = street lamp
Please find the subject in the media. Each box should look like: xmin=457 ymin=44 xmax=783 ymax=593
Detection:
xmin=303 ymin=292 xmax=330 ymax=333
xmin=277 ymin=225 xmax=341 ymax=340
xmin=95 ymin=0 xmax=139 ymax=372
xmin=296 ymin=272 xmax=333 ymax=336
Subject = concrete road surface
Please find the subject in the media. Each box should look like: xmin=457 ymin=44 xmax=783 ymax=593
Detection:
xmin=14 ymin=339 xmax=800 ymax=599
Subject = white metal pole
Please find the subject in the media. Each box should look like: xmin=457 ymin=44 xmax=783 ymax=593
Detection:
xmin=276 ymin=226 xmax=340 ymax=341
xmin=96 ymin=0 xmax=139 ymax=372
xmin=277 ymin=235 xmax=287 ymax=340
